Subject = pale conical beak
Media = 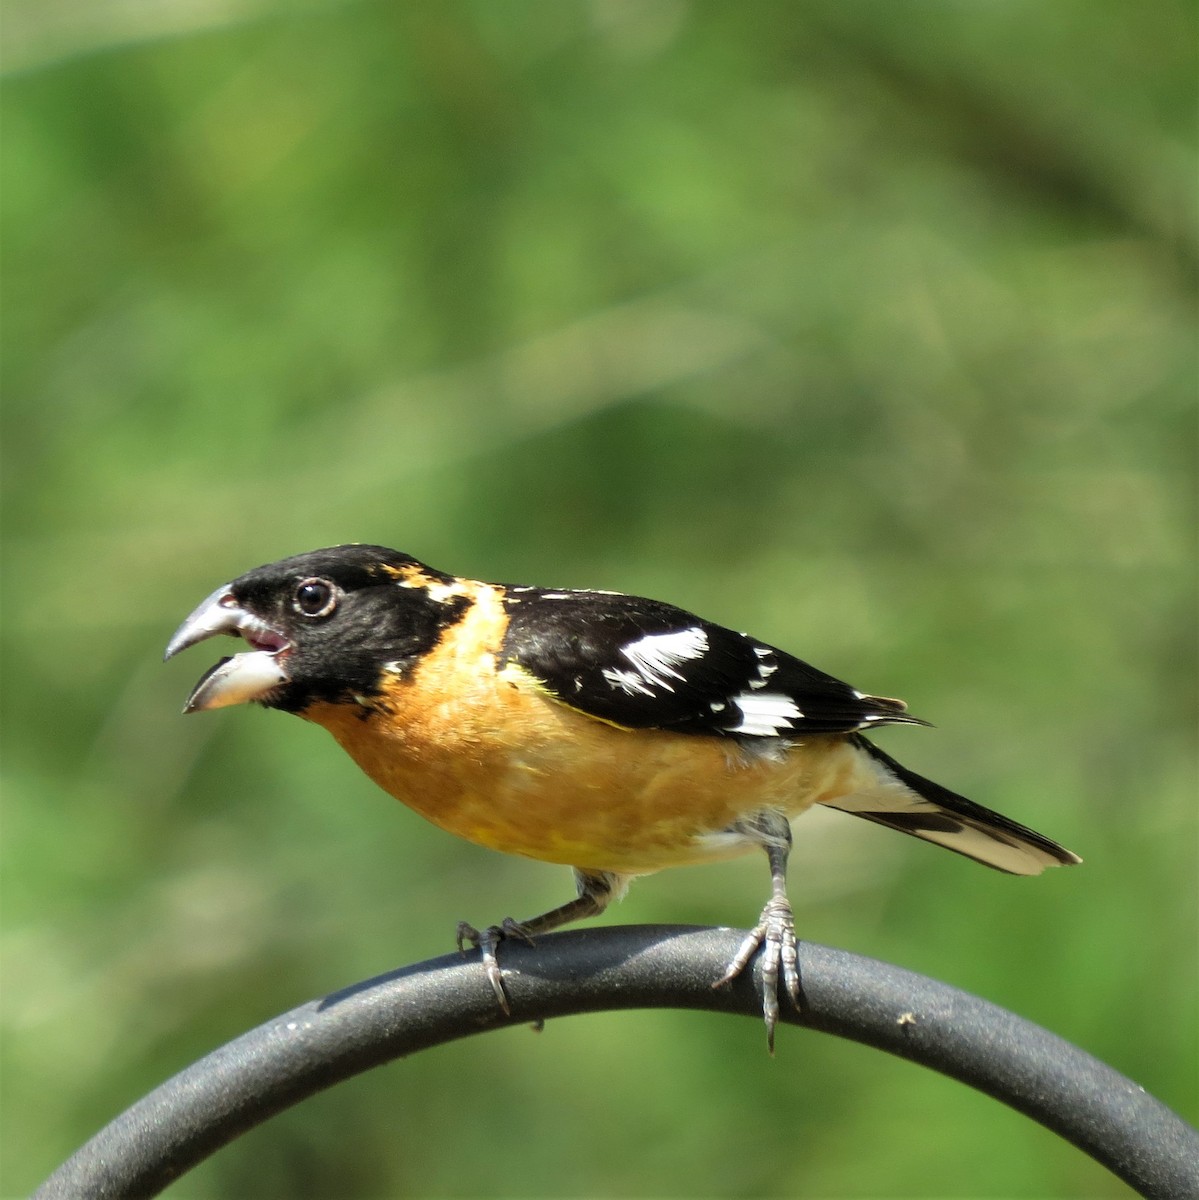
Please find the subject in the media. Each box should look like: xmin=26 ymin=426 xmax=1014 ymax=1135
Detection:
xmin=165 ymin=585 xmax=291 ymax=712
xmin=164 ymin=584 xmax=242 ymax=662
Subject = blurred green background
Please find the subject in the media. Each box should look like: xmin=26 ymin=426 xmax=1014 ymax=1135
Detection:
xmin=2 ymin=1 xmax=1195 ymax=1196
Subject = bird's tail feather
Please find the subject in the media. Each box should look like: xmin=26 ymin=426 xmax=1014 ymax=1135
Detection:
xmin=822 ymin=736 xmax=1081 ymax=876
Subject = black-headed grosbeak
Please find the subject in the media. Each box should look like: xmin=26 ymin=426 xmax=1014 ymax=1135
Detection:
xmin=165 ymin=544 xmax=1080 ymax=1047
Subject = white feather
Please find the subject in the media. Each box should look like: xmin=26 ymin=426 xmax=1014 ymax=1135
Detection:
xmin=727 ymin=691 xmax=803 ymax=735
xmin=602 ymin=627 xmax=709 ymax=696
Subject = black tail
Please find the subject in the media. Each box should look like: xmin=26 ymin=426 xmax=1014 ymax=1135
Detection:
xmin=819 ymin=736 xmax=1082 ymax=876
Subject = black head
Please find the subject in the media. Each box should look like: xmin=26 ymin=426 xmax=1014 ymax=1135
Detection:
xmin=164 ymin=545 xmax=467 ymax=714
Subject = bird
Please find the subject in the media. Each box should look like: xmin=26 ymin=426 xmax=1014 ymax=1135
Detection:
xmin=165 ymin=543 xmax=1080 ymax=1048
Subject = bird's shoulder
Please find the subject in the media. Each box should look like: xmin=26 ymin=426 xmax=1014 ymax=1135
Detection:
xmin=491 ymin=584 xmax=921 ymax=738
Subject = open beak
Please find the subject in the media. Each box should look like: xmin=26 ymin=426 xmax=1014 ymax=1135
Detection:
xmin=164 ymin=584 xmax=291 ymax=712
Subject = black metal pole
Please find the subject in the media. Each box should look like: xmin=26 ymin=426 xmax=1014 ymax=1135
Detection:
xmin=36 ymin=927 xmax=1199 ymax=1199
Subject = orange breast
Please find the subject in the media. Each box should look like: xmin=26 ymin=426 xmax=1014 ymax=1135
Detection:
xmin=303 ymin=585 xmax=864 ymax=875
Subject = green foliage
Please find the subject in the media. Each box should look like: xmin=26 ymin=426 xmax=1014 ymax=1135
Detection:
xmin=2 ymin=2 xmax=1194 ymax=1196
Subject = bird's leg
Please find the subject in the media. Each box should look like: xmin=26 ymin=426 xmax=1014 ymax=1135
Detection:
xmin=457 ymin=869 xmax=624 ymax=1014
xmin=713 ymin=812 xmax=800 ymax=1052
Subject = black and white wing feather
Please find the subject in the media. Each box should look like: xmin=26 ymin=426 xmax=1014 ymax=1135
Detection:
xmin=498 ymin=588 xmax=924 ymax=738
xmin=500 ymin=585 xmax=1080 ymax=875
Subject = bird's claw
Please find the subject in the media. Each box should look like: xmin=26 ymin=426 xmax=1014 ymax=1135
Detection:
xmin=456 ymin=917 xmax=535 ymax=1015
xmin=713 ymin=896 xmax=801 ymax=1053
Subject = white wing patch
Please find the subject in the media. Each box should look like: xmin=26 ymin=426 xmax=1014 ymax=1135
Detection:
xmin=602 ymin=626 xmax=710 ymax=697
xmin=727 ymin=691 xmax=803 ymax=736
xmin=748 ymin=646 xmax=778 ymax=690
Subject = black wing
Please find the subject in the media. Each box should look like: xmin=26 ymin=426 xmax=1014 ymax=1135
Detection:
xmin=498 ymin=587 xmax=924 ymax=738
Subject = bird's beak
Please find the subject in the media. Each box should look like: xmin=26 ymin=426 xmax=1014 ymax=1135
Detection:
xmin=164 ymin=584 xmax=291 ymax=712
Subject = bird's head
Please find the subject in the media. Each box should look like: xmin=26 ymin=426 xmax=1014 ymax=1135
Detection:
xmin=164 ymin=544 xmax=467 ymax=714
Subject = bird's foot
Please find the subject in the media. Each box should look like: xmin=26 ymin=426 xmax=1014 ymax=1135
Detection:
xmin=455 ymin=917 xmax=535 ymax=1015
xmin=712 ymin=895 xmax=801 ymax=1052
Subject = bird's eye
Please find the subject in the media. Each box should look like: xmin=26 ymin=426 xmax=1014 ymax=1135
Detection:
xmin=293 ymin=578 xmax=338 ymax=619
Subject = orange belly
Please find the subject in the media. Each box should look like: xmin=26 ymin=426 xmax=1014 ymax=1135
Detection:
xmin=301 ymin=591 xmax=866 ymax=875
